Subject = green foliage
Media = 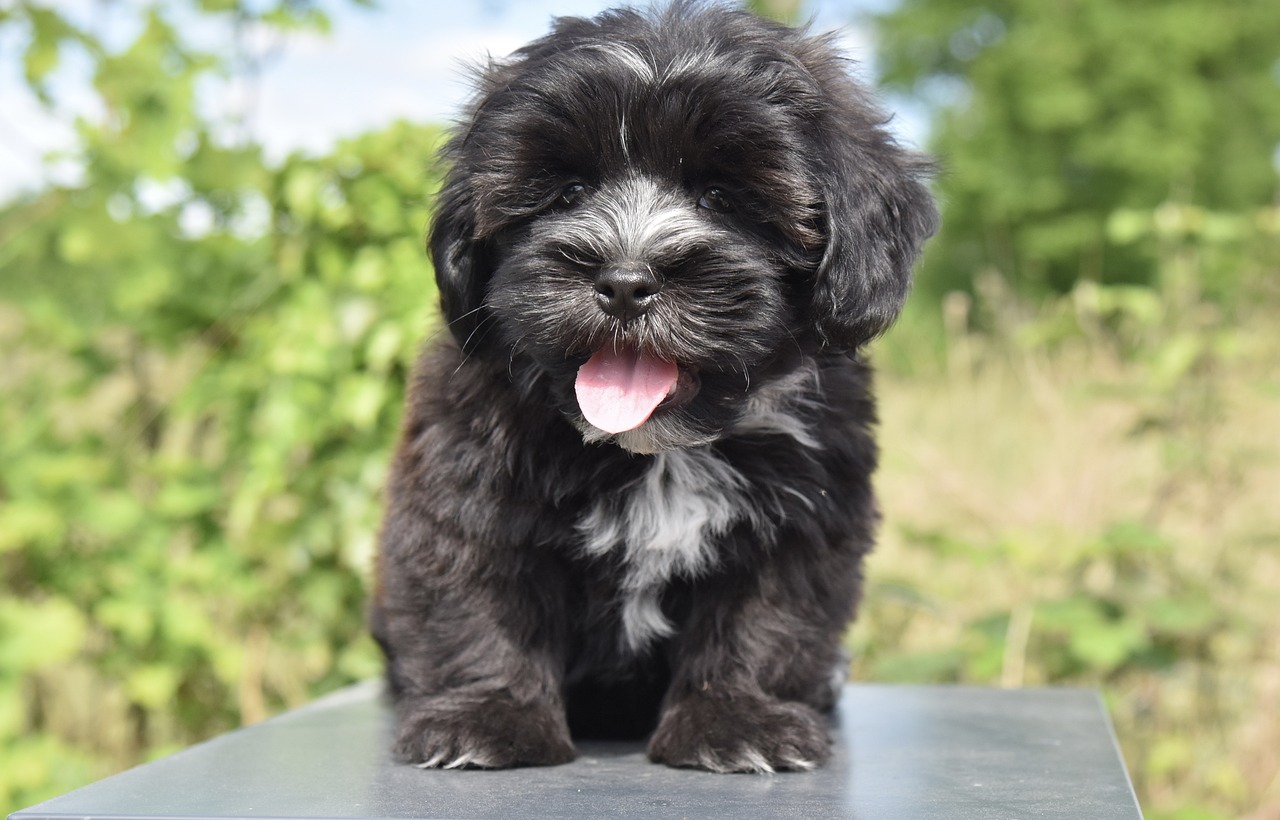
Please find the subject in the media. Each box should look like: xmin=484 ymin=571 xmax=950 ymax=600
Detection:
xmin=743 ymin=0 xmax=805 ymax=24
xmin=872 ymin=0 xmax=1280 ymax=298
xmin=861 ymin=519 xmax=1235 ymax=682
xmin=0 ymin=1 xmax=438 ymax=810
xmin=862 ymin=198 xmax=1280 ymax=819
xmin=862 ymin=18 xmax=1280 ymax=812
xmin=0 ymin=117 xmax=444 ymax=808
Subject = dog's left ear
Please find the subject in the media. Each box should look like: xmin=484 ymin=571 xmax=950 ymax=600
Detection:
xmin=801 ymin=48 xmax=939 ymax=350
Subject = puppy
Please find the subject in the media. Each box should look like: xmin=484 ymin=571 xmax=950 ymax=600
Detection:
xmin=371 ymin=1 xmax=936 ymax=773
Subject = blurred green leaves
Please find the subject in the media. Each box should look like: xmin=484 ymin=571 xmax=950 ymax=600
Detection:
xmin=873 ymin=0 xmax=1280 ymax=298
xmin=859 ymin=519 xmax=1234 ymax=681
xmin=0 ymin=1 xmax=438 ymax=810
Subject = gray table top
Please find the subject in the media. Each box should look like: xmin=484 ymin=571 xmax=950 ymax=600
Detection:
xmin=11 ymin=681 xmax=1142 ymax=819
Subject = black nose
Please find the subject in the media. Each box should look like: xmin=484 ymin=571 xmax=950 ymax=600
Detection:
xmin=594 ymin=266 xmax=661 ymax=323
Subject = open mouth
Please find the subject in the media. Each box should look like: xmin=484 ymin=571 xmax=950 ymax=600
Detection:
xmin=574 ymin=346 xmax=700 ymax=434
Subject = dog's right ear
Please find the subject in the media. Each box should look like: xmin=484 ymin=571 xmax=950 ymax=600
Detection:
xmin=429 ymin=171 xmax=491 ymax=353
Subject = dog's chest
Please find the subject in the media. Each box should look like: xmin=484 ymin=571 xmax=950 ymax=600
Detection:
xmin=576 ymin=449 xmax=759 ymax=652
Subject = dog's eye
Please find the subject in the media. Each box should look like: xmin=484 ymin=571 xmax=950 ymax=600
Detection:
xmin=697 ymin=187 xmax=733 ymax=213
xmin=556 ymin=183 xmax=585 ymax=209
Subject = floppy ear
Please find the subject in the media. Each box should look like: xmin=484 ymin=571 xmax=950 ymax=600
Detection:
xmin=429 ymin=164 xmax=493 ymax=353
xmin=802 ymin=53 xmax=939 ymax=350
xmin=429 ymin=50 xmax=539 ymax=354
xmin=811 ymin=147 xmax=937 ymax=349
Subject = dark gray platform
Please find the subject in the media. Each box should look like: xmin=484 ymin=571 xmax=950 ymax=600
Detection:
xmin=11 ymin=682 xmax=1142 ymax=819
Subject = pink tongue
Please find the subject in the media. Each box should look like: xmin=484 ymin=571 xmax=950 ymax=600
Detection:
xmin=575 ymin=347 xmax=679 ymax=434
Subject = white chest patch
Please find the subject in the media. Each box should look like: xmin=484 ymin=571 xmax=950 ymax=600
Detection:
xmin=577 ymin=449 xmax=761 ymax=652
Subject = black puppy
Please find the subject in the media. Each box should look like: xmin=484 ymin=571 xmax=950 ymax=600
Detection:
xmin=372 ymin=1 xmax=936 ymax=773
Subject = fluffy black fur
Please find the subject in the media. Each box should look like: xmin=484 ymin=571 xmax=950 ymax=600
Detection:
xmin=371 ymin=1 xmax=936 ymax=773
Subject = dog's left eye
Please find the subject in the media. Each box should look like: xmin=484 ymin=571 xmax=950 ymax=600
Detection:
xmin=697 ymin=187 xmax=733 ymax=213
xmin=556 ymin=183 xmax=585 ymax=209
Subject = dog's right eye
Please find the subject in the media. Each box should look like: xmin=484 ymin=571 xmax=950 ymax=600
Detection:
xmin=697 ymin=186 xmax=734 ymax=214
xmin=555 ymin=183 xmax=585 ymax=209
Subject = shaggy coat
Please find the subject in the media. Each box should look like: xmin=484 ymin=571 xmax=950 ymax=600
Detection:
xmin=371 ymin=1 xmax=936 ymax=772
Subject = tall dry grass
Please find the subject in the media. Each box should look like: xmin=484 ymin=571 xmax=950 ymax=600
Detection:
xmin=863 ymin=274 xmax=1280 ymax=819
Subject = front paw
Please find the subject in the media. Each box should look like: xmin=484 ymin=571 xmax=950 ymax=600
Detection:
xmin=393 ymin=692 xmax=576 ymax=769
xmin=647 ymin=694 xmax=831 ymax=773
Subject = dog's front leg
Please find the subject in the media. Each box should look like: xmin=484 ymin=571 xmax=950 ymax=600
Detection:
xmin=647 ymin=554 xmax=858 ymax=773
xmin=374 ymin=512 xmax=576 ymax=769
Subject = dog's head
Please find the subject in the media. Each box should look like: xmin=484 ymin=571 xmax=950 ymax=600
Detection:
xmin=430 ymin=2 xmax=936 ymax=453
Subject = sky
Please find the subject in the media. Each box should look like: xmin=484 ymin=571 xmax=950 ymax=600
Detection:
xmin=0 ymin=0 xmax=921 ymax=201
